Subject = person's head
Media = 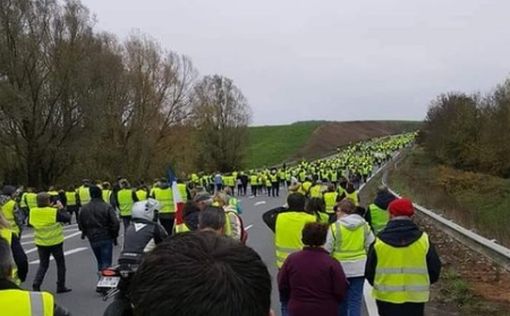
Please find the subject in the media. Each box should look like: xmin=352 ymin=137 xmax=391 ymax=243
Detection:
xmin=327 ymin=183 xmax=335 ymax=192
xmin=89 ymin=186 xmax=102 ymax=199
xmin=102 ymin=182 xmax=111 ymax=190
xmin=301 ymin=222 xmax=328 ymax=247
xmin=129 ymin=232 xmax=272 ymax=316
xmin=36 ymin=192 xmax=51 ymax=207
xmin=224 ymin=187 xmax=232 ymax=196
xmin=388 ymin=198 xmax=415 ymax=219
xmin=1 ymin=185 xmax=15 ymax=197
xmin=193 ymin=192 xmax=212 ymax=211
xmin=120 ymin=179 xmax=130 ymax=189
xmin=132 ymin=199 xmax=160 ymax=222
xmin=306 ymin=197 xmax=325 ymax=214
xmin=198 ymin=207 xmax=226 ymax=234
xmin=345 ymin=182 xmax=355 ymax=194
xmin=336 ymin=199 xmax=356 ymax=216
xmin=183 ymin=201 xmax=200 ymax=218
xmin=287 ymin=193 xmax=306 ymax=211
xmin=67 ymin=185 xmax=76 ymax=192
xmin=212 ymin=192 xmax=228 ymax=208
xmin=0 ymin=237 xmax=13 ymax=280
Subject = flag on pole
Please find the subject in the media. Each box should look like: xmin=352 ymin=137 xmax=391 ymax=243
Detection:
xmin=167 ymin=167 xmax=185 ymax=228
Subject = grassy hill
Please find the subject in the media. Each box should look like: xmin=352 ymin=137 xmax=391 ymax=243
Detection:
xmin=245 ymin=120 xmax=421 ymax=169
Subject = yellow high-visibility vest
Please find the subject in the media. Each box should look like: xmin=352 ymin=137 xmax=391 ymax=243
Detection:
xmin=274 ymin=211 xmax=317 ymax=268
xmin=344 ymin=191 xmax=359 ymax=206
xmin=154 ymin=188 xmax=174 ymax=214
xmin=78 ymin=186 xmax=91 ymax=206
xmin=102 ymin=190 xmax=112 ymax=204
xmin=117 ymin=189 xmax=134 ymax=217
xmin=330 ymin=222 xmax=369 ymax=262
xmin=1 ymin=199 xmax=19 ymax=235
xmin=29 ymin=207 xmax=64 ymax=246
xmin=174 ymin=222 xmax=191 ymax=234
xmin=373 ymin=233 xmax=430 ymax=303
xmin=65 ymin=192 xmax=77 ymax=206
xmin=177 ymin=183 xmax=188 ymax=201
xmin=24 ymin=193 xmax=38 ymax=210
xmin=0 ymin=228 xmax=20 ymax=285
xmin=323 ymin=192 xmax=338 ymax=214
xmin=135 ymin=190 xmax=148 ymax=201
xmin=0 ymin=289 xmax=54 ymax=316
xmin=369 ymin=204 xmax=389 ymax=234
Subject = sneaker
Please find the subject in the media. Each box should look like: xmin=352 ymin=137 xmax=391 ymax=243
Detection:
xmin=57 ymin=287 xmax=72 ymax=294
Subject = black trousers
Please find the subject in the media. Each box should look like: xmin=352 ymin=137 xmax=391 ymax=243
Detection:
xmin=376 ymin=301 xmax=424 ymax=316
xmin=159 ymin=214 xmax=175 ymax=235
xmin=120 ymin=216 xmax=131 ymax=232
xmin=251 ymin=185 xmax=257 ymax=196
xmin=33 ymin=243 xmax=66 ymax=288
xmin=271 ymin=182 xmax=280 ymax=197
xmin=67 ymin=205 xmax=79 ymax=224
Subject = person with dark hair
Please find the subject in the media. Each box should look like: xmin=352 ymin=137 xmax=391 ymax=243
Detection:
xmin=306 ymin=197 xmax=329 ymax=224
xmin=64 ymin=185 xmax=79 ymax=224
xmin=174 ymin=201 xmax=201 ymax=233
xmin=326 ymin=199 xmax=374 ymax=316
xmin=0 ymin=237 xmax=71 ymax=316
xmin=278 ymin=222 xmax=347 ymax=316
xmin=79 ymin=186 xmax=120 ymax=280
xmin=30 ymin=192 xmax=72 ymax=293
xmin=126 ymin=232 xmax=273 ymax=316
xmin=198 ymin=206 xmax=226 ymax=234
xmin=365 ymin=198 xmax=441 ymax=316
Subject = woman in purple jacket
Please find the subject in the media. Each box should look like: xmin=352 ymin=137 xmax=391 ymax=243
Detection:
xmin=278 ymin=222 xmax=348 ymax=316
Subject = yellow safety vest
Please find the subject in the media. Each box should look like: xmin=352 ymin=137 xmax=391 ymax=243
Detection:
xmin=309 ymin=185 xmax=323 ymax=198
xmin=274 ymin=211 xmax=317 ymax=268
xmin=373 ymin=233 xmax=430 ymax=303
xmin=29 ymin=207 xmax=64 ymax=246
xmin=102 ymin=190 xmax=112 ymax=204
xmin=323 ymin=192 xmax=338 ymax=214
xmin=65 ymin=192 xmax=77 ymax=206
xmin=25 ymin=193 xmax=38 ymax=210
xmin=117 ymin=189 xmax=134 ymax=217
xmin=177 ymin=183 xmax=188 ymax=201
xmin=369 ymin=204 xmax=389 ymax=234
xmin=1 ymin=199 xmax=20 ymax=236
xmin=78 ymin=186 xmax=91 ymax=206
xmin=330 ymin=221 xmax=369 ymax=262
xmin=135 ymin=190 xmax=148 ymax=201
xmin=174 ymin=222 xmax=191 ymax=234
xmin=154 ymin=188 xmax=174 ymax=214
xmin=301 ymin=181 xmax=312 ymax=194
xmin=0 ymin=289 xmax=54 ymax=316
xmin=20 ymin=193 xmax=28 ymax=208
xmin=344 ymin=191 xmax=359 ymax=206
xmin=0 ymin=228 xmax=20 ymax=285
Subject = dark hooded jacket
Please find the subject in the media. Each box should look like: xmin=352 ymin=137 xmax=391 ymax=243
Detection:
xmin=364 ymin=190 xmax=396 ymax=231
xmin=365 ymin=218 xmax=441 ymax=286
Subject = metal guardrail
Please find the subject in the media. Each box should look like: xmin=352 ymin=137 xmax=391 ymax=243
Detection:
xmin=382 ymin=155 xmax=510 ymax=272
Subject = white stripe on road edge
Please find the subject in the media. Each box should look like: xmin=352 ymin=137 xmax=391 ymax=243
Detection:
xmin=254 ymin=201 xmax=266 ymax=206
xmin=29 ymin=247 xmax=88 ymax=265
xmin=245 ymin=225 xmax=253 ymax=230
xmin=23 ymin=231 xmax=83 ymax=250
xmin=363 ymin=281 xmax=377 ymax=313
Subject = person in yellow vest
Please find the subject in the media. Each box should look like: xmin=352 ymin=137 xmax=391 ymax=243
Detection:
xmin=77 ymin=179 xmax=92 ymax=208
xmin=64 ymin=185 xmax=79 ymax=225
xmin=340 ymin=182 xmax=359 ymax=206
xmin=249 ymin=173 xmax=259 ymax=197
xmin=325 ymin=199 xmax=374 ymax=316
xmin=24 ymin=187 xmax=38 ymax=213
xmin=135 ymin=185 xmax=149 ymax=201
xmin=176 ymin=179 xmax=190 ymax=201
xmin=152 ymin=180 xmax=175 ymax=235
xmin=270 ymin=169 xmax=280 ymax=197
xmin=0 ymin=212 xmax=28 ymax=285
xmin=102 ymin=182 xmax=113 ymax=206
xmin=309 ymin=180 xmax=323 ymax=198
xmin=365 ymin=198 xmax=441 ymax=316
xmin=29 ymin=193 xmax=72 ymax=293
xmin=197 ymin=206 xmax=226 ymax=235
xmin=1 ymin=185 xmax=23 ymax=236
xmin=364 ymin=186 xmax=396 ymax=235
xmin=305 ymin=197 xmax=329 ymax=224
xmin=0 ymin=237 xmax=71 ymax=316
xmin=323 ymin=184 xmax=340 ymax=222
xmin=116 ymin=179 xmax=136 ymax=231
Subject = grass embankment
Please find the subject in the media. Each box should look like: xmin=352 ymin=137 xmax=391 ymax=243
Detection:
xmin=245 ymin=121 xmax=322 ymax=169
xmin=388 ymin=147 xmax=510 ymax=247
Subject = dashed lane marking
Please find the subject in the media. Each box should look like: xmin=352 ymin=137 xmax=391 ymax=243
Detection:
xmin=29 ymin=247 xmax=89 ymax=265
xmin=254 ymin=201 xmax=266 ymax=206
xmin=245 ymin=224 xmax=253 ymax=230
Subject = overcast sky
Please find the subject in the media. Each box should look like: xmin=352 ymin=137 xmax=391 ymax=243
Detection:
xmin=80 ymin=0 xmax=510 ymax=125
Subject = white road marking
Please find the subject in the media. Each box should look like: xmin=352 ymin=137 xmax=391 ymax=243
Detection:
xmin=29 ymin=247 xmax=89 ymax=265
xmin=245 ymin=224 xmax=253 ymax=230
xmin=254 ymin=201 xmax=266 ymax=206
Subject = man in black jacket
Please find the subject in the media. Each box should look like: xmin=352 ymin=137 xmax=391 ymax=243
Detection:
xmin=365 ymin=198 xmax=441 ymax=316
xmin=79 ymin=186 xmax=120 ymax=274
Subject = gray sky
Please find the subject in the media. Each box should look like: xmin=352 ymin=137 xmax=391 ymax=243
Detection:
xmin=81 ymin=0 xmax=510 ymax=125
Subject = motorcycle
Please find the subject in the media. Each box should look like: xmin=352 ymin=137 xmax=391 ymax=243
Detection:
xmin=99 ymin=260 xmax=139 ymax=316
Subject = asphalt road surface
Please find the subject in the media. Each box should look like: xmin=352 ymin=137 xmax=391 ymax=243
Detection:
xmin=19 ymin=188 xmax=368 ymax=315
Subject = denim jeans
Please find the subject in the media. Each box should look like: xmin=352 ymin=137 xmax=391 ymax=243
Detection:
xmin=339 ymin=276 xmax=365 ymax=316
xmin=281 ymin=300 xmax=289 ymax=316
xmin=90 ymin=239 xmax=113 ymax=271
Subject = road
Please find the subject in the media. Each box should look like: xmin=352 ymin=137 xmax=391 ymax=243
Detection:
xmin=19 ymin=188 xmax=368 ymax=315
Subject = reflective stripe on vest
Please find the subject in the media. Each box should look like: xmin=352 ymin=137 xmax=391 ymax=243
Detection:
xmin=369 ymin=204 xmax=389 ymax=234
xmin=154 ymin=188 xmax=174 ymax=213
xmin=373 ymin=233 xmax=430 ymax=303
xmin=28 ymin=207 xmax=63 ymax=246
xmin=117 ymin=189 xmax=134 ymax=217
xmin=323 ymin=192 xmax=338 ymax=213
xmin=274 ymin=212 xmax=317 ymax=268
xmin=331 ymin=222 xmax=368 ymax=261
xmin=0 ymin=289 xmax=54 ymax=316
xmin=65 ymin=192 xmax=77 ymax=206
